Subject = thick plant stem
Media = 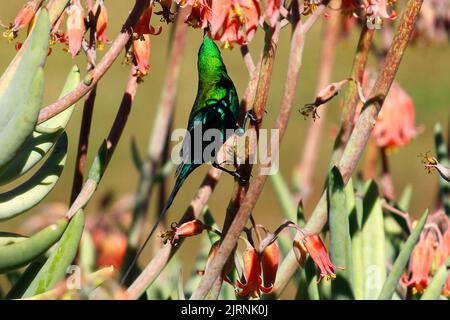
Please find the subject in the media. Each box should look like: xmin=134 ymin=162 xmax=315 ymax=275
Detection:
xmin=273 ymin=0 xmax=425 ymax=297
xmin=190 ymin=4 xmax=328 ymax=300
xmin=38 ymin=0 xmax=151 ymax=124
xmin=120 ymin=8 xmax=188 ymax=279
xmin=294 ymin=6 xmax=340 ymax=203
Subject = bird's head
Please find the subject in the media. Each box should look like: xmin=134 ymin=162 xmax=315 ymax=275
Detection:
xmin=197 ymin=35 xmax=227 ymax=79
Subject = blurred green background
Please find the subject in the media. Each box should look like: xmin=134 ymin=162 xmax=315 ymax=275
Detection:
xmin=0 ymin=1 xmax=449 ymax=290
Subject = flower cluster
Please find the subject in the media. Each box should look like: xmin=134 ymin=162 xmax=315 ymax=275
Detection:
xmin=340 ymin=0 xmax=397 ymax=31
xmin=175 ymin=0 xmax=282 ymax=48
xmin=402 ymin=215 xmax=450 ymax=296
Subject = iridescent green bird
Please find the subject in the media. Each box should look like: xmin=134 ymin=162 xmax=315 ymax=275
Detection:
xmin=124 ymin=36 xmax=243 ymax=280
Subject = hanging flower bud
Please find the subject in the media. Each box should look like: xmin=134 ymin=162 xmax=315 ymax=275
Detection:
xmin=14 ymin=0 xmax=39 ymax=31
xmin=261 ymin=240 xmax=279 ymax=288
xmin=66 ymin=0 xmax=85 ymax=58
xmin=236 ymin=244 xmax=272 ymax=298
xmin=94 ymin=0 xmax=109 ymax=47
xmin=160 ymin=219 xmax=205 ymax=245
xmin=176 ymin=0 xmax=212 ymax=29
xmin=133 ymin=33 xmax=151 ymax=76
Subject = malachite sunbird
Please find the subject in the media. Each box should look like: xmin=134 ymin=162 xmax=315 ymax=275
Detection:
xmin=123 ymin=35 xmax=244 ymax=280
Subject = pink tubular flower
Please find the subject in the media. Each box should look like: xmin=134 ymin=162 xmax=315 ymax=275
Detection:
xmin=298 ymin=234 xmax=343 ymax=282
xmin=401 ymin=233 xmax=436 ymax=294
xmin=372 ymin=82 xmax=418 ymax=149
xmin=211 ymin=0 xmax=261 ymax=48
xmin=161 ymin=220 xmax=205 ymax=245
xmin=14 ymin=0 xmax=39 ymax=31
xmin=66 ymin=0 xmax=85 ymax=58
xmin=265 ymin=0 xmax=281 ymax=27
xmin=236 ymin=245 xmax=272 ymax=298
xmin=176 ymin=0 xmax=212 ymax=29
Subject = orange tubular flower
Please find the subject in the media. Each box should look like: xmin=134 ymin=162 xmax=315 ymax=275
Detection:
xmin=372 ymin=82 xmax=418 ymax=149
xmin=300 ymin=234 xmax=343 ymax=282
xmin=94 ymin=0 xmax=109 ymax=46
xmin=161 ymin=219 xmax=205 ymax=245
xmin=66 ymin=0 xmax=85 ymax=58
xmin=265 ymin=0 xmax=281 ymax=27
xmin=210 ymin=0 xmax=261 ymax=48
xmin=433 ymin=224 xmax=450 ymax=297
xmin=236 ymin=245 xmax=272 ymax=299
xmin=401 ymin=233 xmax=436 ymax=294
xmin=132 ymin=5 xmax=162 ymax=76
xmin=261 ymin=240 xmax=279 ymax=288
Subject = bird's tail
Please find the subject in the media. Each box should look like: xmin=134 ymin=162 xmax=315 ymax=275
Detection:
xmin=121 ymin=164 xmax=195 ymax=284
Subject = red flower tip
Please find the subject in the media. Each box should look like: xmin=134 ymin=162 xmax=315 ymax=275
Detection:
xmin=13 ymin=0 xmax=39 ymax=31
xmin=93 ymin=0 xmax=109 ymax=47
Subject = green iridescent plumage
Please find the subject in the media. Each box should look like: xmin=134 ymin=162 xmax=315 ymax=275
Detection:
xmin=124 ymin=36 xmax=240 ymax=278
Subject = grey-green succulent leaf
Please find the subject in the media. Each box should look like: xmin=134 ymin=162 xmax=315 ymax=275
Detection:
xmin=23 ymin=210 xmax=85 ymax=298
xmin=0 ymin=133 xmax=68 ymax=221
xmin=0 ymin=9 xmax=51 ymax=171
xmin=0 ymin=66 xmax=79 ymax=185
xmin=0 ymin=218 xmax=68 ymax=273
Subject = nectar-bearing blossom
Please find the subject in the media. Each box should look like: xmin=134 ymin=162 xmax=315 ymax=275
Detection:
xmin=211 ymin=0 xmax=261 ymax=48
xmin=3 ymin=0 xmax=39 ymax=41
xmin=177 ymin=0 xmax=212 ymax=29
xmin=372 ymin=82 xmax=418 ymax=149
xmin=295 ymin=233 xmax=343 ymax=282
xmin=132 ymin=5 xmax=162 ymax=77
xmin=160 ymin=219 xmax=205 ymax=245
xmin=236 ymin=244 xmax=273 ymax=298
xmin=66 ymin=0 xmax=85 ymax=58
xmin=265 ymin=0 xmax=281 ymax=27
xmin=261 ymin=240 xmax=279 ymax=288
xmin=401 ymin=232 xmax=436 ymax=294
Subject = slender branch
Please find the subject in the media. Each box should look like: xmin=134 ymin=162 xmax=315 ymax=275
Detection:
xmin=125 ymin=168 xmax=222 ymax=299
xmin=294 ymin=5 xmax=340 ymax=202
xmin=120 ymin=7 xmax=189 ymax=278
xmin=273 ymin=0 xmax=425 ymax=297
xmin=37 ymin=0 xmax=151 ymax=124
xmin=66 ymin=67 xmax=139 ymax=219
xmin=240 ymin=44 xmax=255 ymax=75
xmin=190 ymin=3 xmax=329 ymax=300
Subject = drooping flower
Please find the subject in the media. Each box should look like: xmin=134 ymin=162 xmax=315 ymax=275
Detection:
xmin=155 ymin=0 xmax=176 ymax=23
xmin=261 ymin=240 xmax=279 ymax=288
xmin=433 ymin=223 xmax=450 ymax=296
xmin=176 ymin=0 xmax=212 ymax=29
xmin=365 ymin=0 xmax=397 ymax=28
xmin=93 ymin=0 xmax=109 ymax=47
xmin=372 ymin=82 xmax=418 ymax=149
xmin=236 ymin=244 xmax=272 ymax=298
xmin=265 ymin=0 xmax=281 ymax=27
xmin=296 ymin=233 xmax=343 ymax=282
xmin=132 ymin=5 xmax=162 ymax=77
xmin=210 ymin=0 xmax=261 ymax=48
xmin=160 ymin=219 xmax=205 ymax=245
xmin=402 ymin=233 xmax=436 ymax=294
xmin=66 ymin=0 xmax=85 ymax=58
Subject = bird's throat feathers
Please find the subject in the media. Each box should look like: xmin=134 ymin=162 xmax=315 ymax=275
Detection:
xmin=198 ymin=36 xmax=228 ymax=82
